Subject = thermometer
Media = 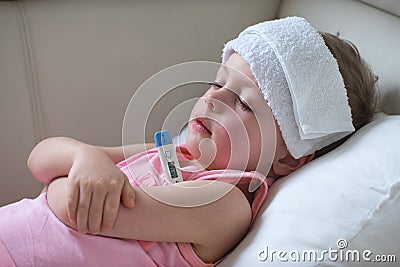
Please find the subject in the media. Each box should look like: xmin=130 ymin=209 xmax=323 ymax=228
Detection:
xmin=154 ymin=130 xmax=183 ymax=184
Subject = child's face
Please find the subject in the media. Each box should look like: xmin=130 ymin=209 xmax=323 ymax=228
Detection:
xmin=186 ymin=53 xmax=280 ymax=173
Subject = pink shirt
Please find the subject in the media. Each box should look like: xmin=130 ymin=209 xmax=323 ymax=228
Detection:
xmin=0 ymin=146 xmax=273 ymax=267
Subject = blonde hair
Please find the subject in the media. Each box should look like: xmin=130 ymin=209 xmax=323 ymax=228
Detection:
xmin=315 ymin=32 xmax=378 ymax=158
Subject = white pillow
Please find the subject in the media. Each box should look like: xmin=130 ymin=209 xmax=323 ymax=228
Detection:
xmin=218 ymin=114 xmax=400 ymax=266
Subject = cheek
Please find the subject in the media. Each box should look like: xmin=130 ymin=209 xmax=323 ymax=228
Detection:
xmin=247 ymin=129 xmax=263 ymax=170
xmin=213 ymin=120 xmax=253 ymax=170
xmin=207 ymin=127 xmax=231 ymax=168
xmin=252 ymin=119 xmax=277 ymax=174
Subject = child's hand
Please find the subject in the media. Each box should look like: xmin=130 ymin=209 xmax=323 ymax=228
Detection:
xmin=67 ymin=145 xmax=135 ymax=234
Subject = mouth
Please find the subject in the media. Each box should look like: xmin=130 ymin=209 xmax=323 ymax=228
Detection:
xmin=191 ymin=117 xmax=212 ymax=135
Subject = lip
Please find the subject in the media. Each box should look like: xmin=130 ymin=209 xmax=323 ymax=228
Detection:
xmin=191 ymin=117 xmax=212 ymax=135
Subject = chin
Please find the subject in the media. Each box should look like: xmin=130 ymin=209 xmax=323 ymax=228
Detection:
xmin=184 ymin=136 xmax=200 ymax=158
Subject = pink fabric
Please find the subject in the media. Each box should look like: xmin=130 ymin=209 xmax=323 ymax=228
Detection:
xmin=0 ymin=145 xmax=272 ymax=267
xmin=0 ymin=238 xmax=16 ymax=267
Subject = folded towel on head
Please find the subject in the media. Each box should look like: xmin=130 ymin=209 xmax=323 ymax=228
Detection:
xmin=222 ymin=16 xmax=355 ymax=159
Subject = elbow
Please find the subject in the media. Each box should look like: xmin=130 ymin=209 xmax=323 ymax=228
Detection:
xmin=27 ymin=137 xmax=66 ymax=183
xmin=27 ymin=138 xmax=49 ymax=182
xmin=26 ymin=142 xmax=38 ymax=175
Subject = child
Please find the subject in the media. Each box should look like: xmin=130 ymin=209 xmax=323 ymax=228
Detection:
xmin=0 ymin=17 xmax=376 ymax=266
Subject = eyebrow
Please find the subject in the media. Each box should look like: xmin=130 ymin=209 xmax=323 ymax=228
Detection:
xmin=214 ymin=64 xmax=228 ymax=79
xmin=220 ymin=64 xmax=228 ymax=73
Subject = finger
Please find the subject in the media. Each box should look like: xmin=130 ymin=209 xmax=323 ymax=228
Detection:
xmin=88 ymin=188 xmax=107 ymax=235
xmin=77 ymin=185 xmax=92 ymax=234
xmin=121 ymin=176 xmax=135 ymax=209
xmin=67 ymin=179 xmax=80 ymax=225
xmin=101 ymin=190 xmax=121 ymax=232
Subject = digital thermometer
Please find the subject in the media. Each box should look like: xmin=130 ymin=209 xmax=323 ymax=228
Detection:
xmin=154 ymin=130 xmax=183 ymax=184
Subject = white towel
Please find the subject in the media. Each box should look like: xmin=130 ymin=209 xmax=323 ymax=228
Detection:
xmin=222 ymin=16 xmax=355 ymax=159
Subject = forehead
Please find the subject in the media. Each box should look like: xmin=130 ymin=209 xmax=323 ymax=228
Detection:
xmin=222 ymin=52 xmax=259 ymax=87
xmin=220 ymin=53 xmax=266 ymax=105
xmin=221 ymin=52 xmax=275 ymax=119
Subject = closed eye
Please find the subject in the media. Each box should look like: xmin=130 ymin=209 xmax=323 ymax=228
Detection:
xmin=209 ymin=81 xmax=252 ymax=112
xmin=237 ymin=97 xmax=252 ymax=112
xmin=208 ymin=81 xmax=223 ymax=89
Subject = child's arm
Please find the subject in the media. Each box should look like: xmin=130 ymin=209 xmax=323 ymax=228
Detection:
xmin=47 ymin=177 xmax=251 ymax=263
xmin=96 ymin=143 xmax=156 ymax=165
xmin=27 ymin=136 xmax=155 ymax=183
xmin=114 ymin=181 xmax=252 ymax=264
xmin=27 ymin=136 xmax=154 ymax=234
xmin=27 ymin=137 xmax=87 ymax=183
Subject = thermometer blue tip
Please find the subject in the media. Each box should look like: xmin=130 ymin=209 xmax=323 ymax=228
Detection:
xmin=154 ymin=130 xmax=172 ymax=147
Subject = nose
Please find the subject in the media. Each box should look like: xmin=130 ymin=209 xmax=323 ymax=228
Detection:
xmin=204 ymin=87 xmax=232 ymax=112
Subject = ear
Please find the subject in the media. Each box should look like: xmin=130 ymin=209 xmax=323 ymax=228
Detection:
xmin=272 ymin=152 xmax=315 ymax=176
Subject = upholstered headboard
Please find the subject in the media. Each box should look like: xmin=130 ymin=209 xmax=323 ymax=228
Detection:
xmin=279 ymin=0 xmax=400 ymax=115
